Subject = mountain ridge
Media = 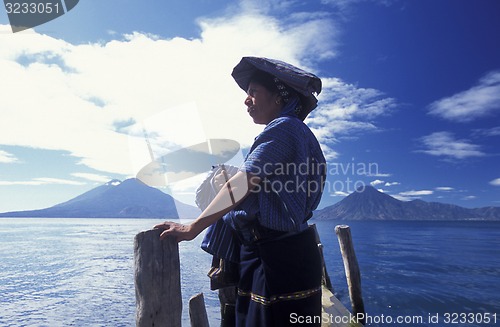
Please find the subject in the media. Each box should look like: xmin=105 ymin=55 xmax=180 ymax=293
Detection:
xmin=313 ymin=185 xmax=500 ymax=220
xmin=3 ymin=182 xmax=498 ymax=220
xmin=0 ymin=178 xmax=200 ymax=218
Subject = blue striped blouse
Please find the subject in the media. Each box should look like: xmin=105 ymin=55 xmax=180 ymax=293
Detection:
xmin=239 ymin=116 xmax=326 ymax=232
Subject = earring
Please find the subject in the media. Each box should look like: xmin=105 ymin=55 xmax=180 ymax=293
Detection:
xmin=275 ymin=99 xmax=281 ymax=105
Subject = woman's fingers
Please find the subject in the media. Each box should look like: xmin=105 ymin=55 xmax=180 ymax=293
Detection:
xmin=153 ymin=221 xmax=173 ymax=230
xmin=154 ymin=221 xmax=195 ymax=242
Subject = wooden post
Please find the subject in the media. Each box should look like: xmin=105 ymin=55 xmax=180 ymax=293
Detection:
xmin=134 ymin=229 xmax=182 ymax=327
xmin=335 ymin=225 xmax=365 ymax=325
xmin=189 ymin=293 xmax=210 ymax=327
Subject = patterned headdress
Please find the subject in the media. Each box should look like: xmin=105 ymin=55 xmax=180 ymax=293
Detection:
xmin=273 ymin=77 xmax=302 ymax=116
xmin=232 ymin=57 xmax=322 ymax=120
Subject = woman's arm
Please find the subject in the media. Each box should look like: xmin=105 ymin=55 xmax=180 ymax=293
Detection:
xmin=154 ymin=170 xmax=261 ymax=242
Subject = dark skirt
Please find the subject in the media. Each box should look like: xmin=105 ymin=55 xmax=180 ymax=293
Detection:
xmin=235 ymin=226 xmax=322 ymax=326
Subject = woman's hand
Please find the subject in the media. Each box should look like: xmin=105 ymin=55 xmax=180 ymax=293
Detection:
xmin=153 ymin=221 xmax=199 ymax=242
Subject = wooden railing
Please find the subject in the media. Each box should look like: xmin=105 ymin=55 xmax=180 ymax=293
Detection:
xmin=134 ymin=225 xmax=365 ymax=327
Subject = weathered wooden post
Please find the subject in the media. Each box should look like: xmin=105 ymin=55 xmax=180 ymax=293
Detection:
xmin=335 ymin=225 xmax=365 ymax=325
xmin=134 ymin=229 xmax=182 ymax=327
xmin=189 ymin=293 xmax=210 ymax=327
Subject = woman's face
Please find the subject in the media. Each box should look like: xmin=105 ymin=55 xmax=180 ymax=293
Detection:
xmin=245 ymin=81 xmax=282 ymax=125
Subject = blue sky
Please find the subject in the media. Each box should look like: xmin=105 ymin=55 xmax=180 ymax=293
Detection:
xmin=0 ymin=0 xmax=499 ymax=212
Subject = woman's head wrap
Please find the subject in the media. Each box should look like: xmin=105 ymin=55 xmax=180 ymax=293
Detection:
xmin=231 ymin=57 xmax=322 ymax=120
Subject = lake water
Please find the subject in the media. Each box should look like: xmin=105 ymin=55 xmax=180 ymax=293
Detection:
xmin=0 ymin=218 xmax=498 ymax=327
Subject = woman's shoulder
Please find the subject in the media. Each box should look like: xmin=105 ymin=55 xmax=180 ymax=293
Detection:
xmin=251 ymin=117 xmax=303 ymax=147
xmin=258 ymin=117 xmax=305 ymax=141
xmin=266 ymin=116 xmax=305 ymax=131
xmin=255 ymin=116 xmax=321 ymax=152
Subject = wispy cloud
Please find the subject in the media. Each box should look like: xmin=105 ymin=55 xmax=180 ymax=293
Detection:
xmin=0 ymin=150 xmax=18 ymax=163
xmin=71 ymin=173 xmax=111 ymax=183
xmin=490 ymin=178 xmax=500 ymax=186
xmin=435 ymin=186 xmax=454 ymax=191
xmin=320 ymin=0 xmax=398 ymax=12
xmin=0 ymin=178 xmax=85 ymax=186
xmin=366 ymin=172 xmax=391 ymax=177
xmin=392 ymin=189 xmax=433 ymax=201
xmin=372 ymin=180 xmax=400 ymax=187
xmin=418 ymin=132 xmax=485 ymax=159
xmin=399 ymin=190 xmax=433 ymax=197
xmin=331 ymin=190 xmax=350 ymax=197
xmin=312 ymin=77 xmax=397 ymax=120
xmin=391 ymin=194 xmax=410 ymax=202
xmin=428 ymin=70 xmax=500 ymax=122
xmin=307 ymin=77 xmax=397 ymax=159
xmin=472 ymin=126 xmax=500 ymax=137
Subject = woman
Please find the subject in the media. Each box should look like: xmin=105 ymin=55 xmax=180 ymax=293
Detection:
xmin=154 ymin=57 xmax=326 ymax=326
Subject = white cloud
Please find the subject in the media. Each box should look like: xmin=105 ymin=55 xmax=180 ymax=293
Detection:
xmin=331 ymin=190 xmax=349 ymax=197
xmin=306 ymin=77 xmax=396 ymax=158
xmin=239 ymin=0 xmax=297 ymax=14
xmin=36 ymin=178 xmax=86 ymax=185
xmin=472 ymin=126 xmax=500 ymax=137
xmin=370 ymin=179 xmax=384 ymax=186
xmin=384 ymin=181 xmax=400 ymax=187
xmin=71 ymin=173 xmax=111 ymax=183
xmin=399 ymin=190 xmax=433 ymax=196
xmin=0 ymin=1 xmax=397 ymax=205
xmin=366 ymin=172 xmax=391 ymax=177
xmin=418 ymin=132 xmax=485 ymax=159
xmin=393 ymin=189 xmax=433 ymax=201
xmin=490 ymin=178 xmax=500 ymax=186
xmin=0 ymin=177 xmax=85 ymax=186
xmin=0 ymin=7 xmax=343 ymax=177
xmin=428 ymin=70 xmax=500 ymax=122
xmin=0 ymin=150 xmax=18 ymax=163
xmin=309 ymin=77 xmax=396 ymax=121
xmin=321 ymin=0 xmax=398 ymax=13
xmin=435 ymin=186 xmax=454 ymax=191
xmin=391 ymin=194 xmax=412 ymax=202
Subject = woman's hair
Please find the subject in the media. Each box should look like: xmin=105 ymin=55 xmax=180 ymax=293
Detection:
xmin=249 ymin=70 xmax=298 ymax=105
xmin=249 ymin=70 xmax=280 ymax=94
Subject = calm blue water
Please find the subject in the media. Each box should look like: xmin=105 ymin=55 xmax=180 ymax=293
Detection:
xmin=0 ymin=218 xmax=499 ymax=327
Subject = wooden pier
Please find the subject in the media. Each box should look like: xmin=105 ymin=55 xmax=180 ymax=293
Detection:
xmin=134 ymin=225 xmax=364 ymax=327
